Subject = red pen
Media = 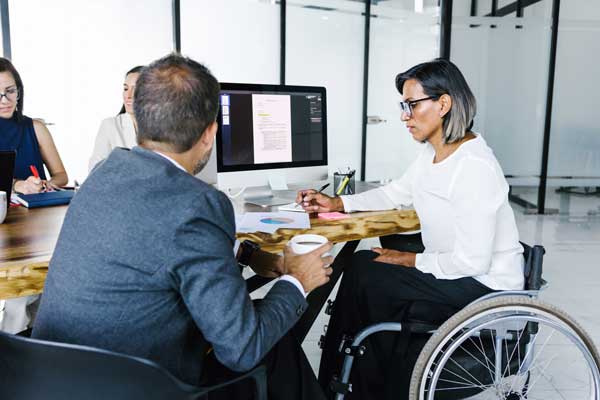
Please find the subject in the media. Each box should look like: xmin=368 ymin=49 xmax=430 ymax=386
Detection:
xmin=29 ymin=165 xmax=47 ymax=191
xmin=29 ymin=165 xmax=40 ymax=178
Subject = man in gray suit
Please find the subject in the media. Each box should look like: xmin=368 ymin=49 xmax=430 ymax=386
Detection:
xmin=33 ymin=54 xmax=332 ymax=399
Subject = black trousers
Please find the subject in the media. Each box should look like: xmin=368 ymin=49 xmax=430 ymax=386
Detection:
xmin=200 ymin=309 xmax=326 ymax=400
xmin=318 ymin=234 xmax=494 ymax=400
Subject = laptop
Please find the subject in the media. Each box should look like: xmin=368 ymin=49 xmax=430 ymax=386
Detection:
xmin=0 ymin=150 xmax=16 ymax=209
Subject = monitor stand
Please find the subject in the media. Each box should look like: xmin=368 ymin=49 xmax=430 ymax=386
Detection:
xmin=243 ymin=172 xmax=293 ymax=207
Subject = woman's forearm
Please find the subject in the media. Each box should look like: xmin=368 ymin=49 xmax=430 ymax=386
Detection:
xmin=49 ymin=171 xmax=68 ymax=187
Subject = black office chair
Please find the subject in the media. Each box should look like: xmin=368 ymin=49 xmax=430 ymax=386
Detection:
xmin=0 ymin=331 xmax=267 ymax=400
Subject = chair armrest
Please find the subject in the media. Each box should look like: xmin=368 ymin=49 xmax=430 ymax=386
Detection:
xmin=198 ymin=364 xmax=268 ymax=400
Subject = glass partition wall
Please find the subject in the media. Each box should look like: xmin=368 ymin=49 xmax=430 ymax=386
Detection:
xmin=365 ymin=0 xmax=440 ymax=182
xmin=547 ymin=0 xmax=600 ymax=215
xmin=2 ymin=0 xmax=584 ymax=215
xmin=286 ymin=0 xmax=366 ymax=178
xmin=450 ymin=0 xmax=555 ymax=214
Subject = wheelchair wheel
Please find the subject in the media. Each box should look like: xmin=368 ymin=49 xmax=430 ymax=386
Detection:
xmin=409 ymin=296 xmax=600 ymax=400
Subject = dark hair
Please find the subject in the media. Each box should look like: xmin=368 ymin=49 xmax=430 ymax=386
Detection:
xmin=395 ymin=59 xmax=476 ymax=144
xmin=134 ymin=54 xmax=220 ymax=153
xmin=118 ymin=65 xmax=144 ymax=115
xmin=0 ymin=57 xmax=25 ymax=120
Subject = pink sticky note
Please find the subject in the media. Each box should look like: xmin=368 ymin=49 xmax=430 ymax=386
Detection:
xmin=318 ymin=212 xmax=349 ymax=220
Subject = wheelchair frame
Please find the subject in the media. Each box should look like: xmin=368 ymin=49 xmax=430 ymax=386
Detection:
xmin=327 ymin=243 xmax=600 ymax=400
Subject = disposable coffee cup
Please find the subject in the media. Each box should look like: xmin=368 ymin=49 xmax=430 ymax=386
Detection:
xmin=0 ymin=191 xmax=6 ymax=224
xmin=289 ymin=234 xmax=330 ymax=256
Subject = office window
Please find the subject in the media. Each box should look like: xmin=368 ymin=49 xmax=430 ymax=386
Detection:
xmin=9 ymin=0 xmax=172 ymax=181
xmin=180 ymin=0 xmax=280 ymax=84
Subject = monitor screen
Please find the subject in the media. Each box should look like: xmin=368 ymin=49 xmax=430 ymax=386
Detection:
xmin=216 ymin=83 xmax=327 ymax=173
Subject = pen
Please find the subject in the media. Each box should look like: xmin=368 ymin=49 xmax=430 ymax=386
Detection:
xmin=29 ymin=165 xmax=40 ymax=178
xmin=29 ymin=165 xmax=47 ymax=191
xmin=296 ymin=183 xmax=331 ymax=208
xmin=335 ymin=170 xmax=355 ymax=196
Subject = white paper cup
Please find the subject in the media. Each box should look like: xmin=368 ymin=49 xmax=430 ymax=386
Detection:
xmin=289 ymin=234 xmax=329 ymax=255
xmin=0 ymin=191 xmax=6 ymax=224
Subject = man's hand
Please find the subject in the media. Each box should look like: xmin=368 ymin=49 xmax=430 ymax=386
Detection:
xmin=372 ymin=248 xmax=416 ymax=267
xmin=295 ymin=190 xmax=344 ymax=213
xmin=284 ymin=242 xmax=334 ymax=293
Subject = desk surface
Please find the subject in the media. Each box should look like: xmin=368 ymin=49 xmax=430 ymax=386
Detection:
xmin=0 ymin=195 xmax=419 ymax=299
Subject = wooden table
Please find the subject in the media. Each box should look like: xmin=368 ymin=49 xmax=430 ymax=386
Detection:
xmin=0 ymin=199 xmax=421 ymax=341
xmin=0 ymin=205 xmax=67 ymax=299
xmin=0 ymin=204 xmax=419 ymax=300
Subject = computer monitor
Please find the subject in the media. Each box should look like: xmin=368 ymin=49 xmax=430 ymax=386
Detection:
xmin=216 ymin=83 xmax=328 ymax=205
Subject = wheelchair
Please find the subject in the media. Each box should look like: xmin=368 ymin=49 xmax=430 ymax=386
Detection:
xmin=328 ymin=243 xmax=600 ymax=399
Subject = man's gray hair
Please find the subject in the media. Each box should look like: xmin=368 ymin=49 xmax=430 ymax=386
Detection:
xmin=396 ymin=59 xmax=476 ymax=144
xmin=134 ymin=53 xmax=220 ymax=153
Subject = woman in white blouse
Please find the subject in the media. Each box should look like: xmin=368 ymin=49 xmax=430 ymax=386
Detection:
xmin=88 ymin=66 xmax=143 ymax=171
xmin=298 ymin=59 xmax=524 ymax=400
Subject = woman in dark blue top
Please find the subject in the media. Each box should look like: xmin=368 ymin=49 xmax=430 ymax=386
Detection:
xmin=0 ymin=58 xmax=68 ymax=194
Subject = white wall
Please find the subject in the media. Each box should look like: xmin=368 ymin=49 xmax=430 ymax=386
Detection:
xmin=9 ymin=0 xmax=173 ymax=182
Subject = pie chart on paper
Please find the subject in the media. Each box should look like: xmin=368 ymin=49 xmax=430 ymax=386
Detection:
xmin=260 ymin=217 xmax=295 ymax=225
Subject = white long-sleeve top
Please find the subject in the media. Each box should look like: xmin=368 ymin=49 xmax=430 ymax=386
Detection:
xmin=342 ymin=135 xmax=524 ymax=290
xmin=89 ymin=113 xmax=137 ymax=172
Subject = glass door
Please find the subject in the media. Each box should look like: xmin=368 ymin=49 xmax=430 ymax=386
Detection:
xmin=364 ymin=0 xmax=441 ymax=182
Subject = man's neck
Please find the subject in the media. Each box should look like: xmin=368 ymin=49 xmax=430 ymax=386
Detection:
xmin=139 ymin=142 xmax=193 ymax=174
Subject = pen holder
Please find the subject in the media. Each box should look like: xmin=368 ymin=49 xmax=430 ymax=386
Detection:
xmin=333 ymin=172 xmax=355 ymax=196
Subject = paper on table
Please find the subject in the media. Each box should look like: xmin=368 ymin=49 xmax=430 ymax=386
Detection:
xmin=238 ymin=211 xmax=310 ymax=234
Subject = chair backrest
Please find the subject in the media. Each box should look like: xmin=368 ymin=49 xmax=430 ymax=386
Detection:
xmin=0 ymin=331 xmax=205 ymax=400
xmin=520 ymin=241 xmax=546 ymax=291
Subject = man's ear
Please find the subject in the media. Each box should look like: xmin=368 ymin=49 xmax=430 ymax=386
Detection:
xmin=439 ymin=94 xmax=452 ymax=118
xmin=201 ymin=121 xmax=218 ymax=145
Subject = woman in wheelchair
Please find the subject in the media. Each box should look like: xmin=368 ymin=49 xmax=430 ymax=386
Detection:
xmin=296 ymin=59 xmax=525 ymax=399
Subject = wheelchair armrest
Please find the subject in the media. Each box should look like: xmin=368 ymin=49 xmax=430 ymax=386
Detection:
xmin=468 ymin=290 xmax=541 ymax=306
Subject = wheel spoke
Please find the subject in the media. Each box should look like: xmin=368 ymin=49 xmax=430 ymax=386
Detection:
xmin=430 ymin=359 xmax=482 ymax=388
xmin=503 ymin=328 xmax=527 ymax=394
xmin=470 ymin=335 xmax=497 ymax=383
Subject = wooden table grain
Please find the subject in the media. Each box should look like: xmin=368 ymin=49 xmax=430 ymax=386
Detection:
xmin=0 ymin=205 xmax=67 ymax=299
xmin=238 ymin=209 xmax=420 ymax=253
xmin=0 ymin=204 xmax=420 ymax=300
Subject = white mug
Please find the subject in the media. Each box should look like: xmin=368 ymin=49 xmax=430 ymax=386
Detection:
xmin=0 ymin=191 xmax=6 ymax=224
xmin=289 ymin=234 xmax=330 ymax=256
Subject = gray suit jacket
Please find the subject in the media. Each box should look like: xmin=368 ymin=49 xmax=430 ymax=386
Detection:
xmin=32 ymin=147 xmax=307 ymax=384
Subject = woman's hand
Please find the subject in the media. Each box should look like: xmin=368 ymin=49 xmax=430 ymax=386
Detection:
xmin=13 ymin=176 xmax=44 ymax=194
xmin=43 ymin=179 xmax=63 ymax=191
xmin=372 ymin=248 xmax=416 ymax=267
xmin=248 ymin=249 xmax=286 ymax=278
xmin=295 ymin=190 xmax=344 ymax=213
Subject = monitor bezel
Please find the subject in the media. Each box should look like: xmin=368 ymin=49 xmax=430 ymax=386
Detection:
xmin=215 ymin=82 xmax=328 ymax=173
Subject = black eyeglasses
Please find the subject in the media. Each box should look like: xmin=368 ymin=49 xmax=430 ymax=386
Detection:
xmin=0 ymin=87 xmax=18 ymax=102
xmin=398 ymin=96 xmax=438 ymax=117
